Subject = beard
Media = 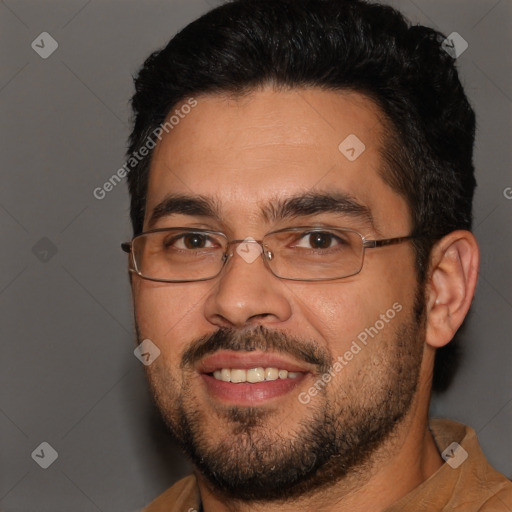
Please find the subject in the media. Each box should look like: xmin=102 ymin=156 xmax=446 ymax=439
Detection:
xmin=140 ymin=294 xmax=426 ymax=503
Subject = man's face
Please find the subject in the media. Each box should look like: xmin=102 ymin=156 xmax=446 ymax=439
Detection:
xmin=131 ymin=87 xmax=426 ymax=500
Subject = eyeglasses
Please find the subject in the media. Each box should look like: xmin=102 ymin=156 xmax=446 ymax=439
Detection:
xmin=121 ymin=226 xmax=418 ymax=283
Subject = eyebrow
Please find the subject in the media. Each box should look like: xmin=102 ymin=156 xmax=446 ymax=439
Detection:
xmin=262 ymin=191 xmax=374 ymax=228
xmin=148 ymin=194 xmax=222 ymax=229
xmin=146 ymin=191 xmax=374 ymax=230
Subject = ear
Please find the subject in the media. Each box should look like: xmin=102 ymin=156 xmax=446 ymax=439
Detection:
xmin=425 ymin=230 xmax=480 ymax=349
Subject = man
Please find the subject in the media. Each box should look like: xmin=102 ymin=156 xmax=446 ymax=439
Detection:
xmin=122 ymin=0 xmax=512 ymax=510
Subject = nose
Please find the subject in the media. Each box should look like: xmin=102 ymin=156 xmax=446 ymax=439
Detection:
xmin=203 ymin=239 xmax=292 ymax=328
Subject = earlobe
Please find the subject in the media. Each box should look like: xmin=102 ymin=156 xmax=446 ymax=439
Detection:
xmin=425 ymin=230 xmax=480 ymax=349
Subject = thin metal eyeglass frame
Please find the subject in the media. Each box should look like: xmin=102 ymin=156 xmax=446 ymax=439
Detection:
xmin=121 ymin=226 xmax=420 ymax=283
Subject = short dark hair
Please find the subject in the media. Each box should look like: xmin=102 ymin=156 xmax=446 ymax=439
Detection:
xmin=126 ymin=0 xmax=476 ymax=392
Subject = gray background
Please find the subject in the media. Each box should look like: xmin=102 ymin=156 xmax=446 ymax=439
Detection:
xmin=0 ymin=0 xmax=511 ymax=510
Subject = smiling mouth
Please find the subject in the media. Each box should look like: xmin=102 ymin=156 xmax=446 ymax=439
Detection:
xmin=197 ymin=351 xmax=312 ymax=404
xmin=209 ymin=367 xmax=304 ymax=383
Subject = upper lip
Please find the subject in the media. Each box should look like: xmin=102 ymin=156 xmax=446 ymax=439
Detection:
xmin=197 ymin=351 xmax=312 ymax=374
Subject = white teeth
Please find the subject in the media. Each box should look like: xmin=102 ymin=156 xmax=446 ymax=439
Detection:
xmin=230 ymin=369 xmax=247 ymax=383
xmin=265 ymin=367 xmax=279 ymax=381
xmin=247 ymin=367 xmax=265 ymax=383
xmin=211 ymin=367 xmax=303 ymax=383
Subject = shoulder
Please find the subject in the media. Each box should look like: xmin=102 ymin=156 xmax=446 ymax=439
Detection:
xmin=388 ymin=419 xmax=512 ymax=512
xmin=141 ymin=474 xmax=199 ymax=512
xmin=477 ymin=484 xmax=512 ymax=511
xmin=475 ymin=462 xmax=512 ymax=511
xmin=431 ymin=418 xmax=512 ymax=511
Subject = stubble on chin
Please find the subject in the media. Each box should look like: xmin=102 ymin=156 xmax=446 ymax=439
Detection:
xmin=142 ymin=310 xmax=426 ymax=503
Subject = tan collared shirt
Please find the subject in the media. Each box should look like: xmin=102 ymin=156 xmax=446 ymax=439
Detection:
xmin=142 ymin=419 xmax=512 ymax=511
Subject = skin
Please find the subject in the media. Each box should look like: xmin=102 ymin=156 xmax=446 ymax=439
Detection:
xmin=129 ymin=86 xmax=479 ymax=511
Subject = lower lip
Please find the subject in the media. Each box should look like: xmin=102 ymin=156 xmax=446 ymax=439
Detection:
xmin=201 ymin=373 xmax=307 ymax=405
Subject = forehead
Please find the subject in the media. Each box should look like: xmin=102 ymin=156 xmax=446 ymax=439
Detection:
xmin=145 ymin=87 xmax=410 ymax=234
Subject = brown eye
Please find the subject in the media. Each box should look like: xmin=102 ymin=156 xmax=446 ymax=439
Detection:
xmin=308 ymin=232 xmax=333 ymax=249
xmin=294 ymin=231 xmax=344 ymax=250
xmin=163 ymin=232 xmax=215 ymax=250
xmin=182 ymin=233 xmax=209 ymax=249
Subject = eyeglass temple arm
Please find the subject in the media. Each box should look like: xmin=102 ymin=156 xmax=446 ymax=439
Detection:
xmin=363 ymin=235 xmax=417 ymax=249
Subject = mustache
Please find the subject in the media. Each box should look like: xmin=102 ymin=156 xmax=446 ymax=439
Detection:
xmin=181 ymin=325 xmax=333 ymax=373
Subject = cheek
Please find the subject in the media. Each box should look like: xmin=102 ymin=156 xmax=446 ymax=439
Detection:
xmin=132 ymin=282 xmax=206 ymax=366
xmin=296 ymin=272 xmax=415 ymax=357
